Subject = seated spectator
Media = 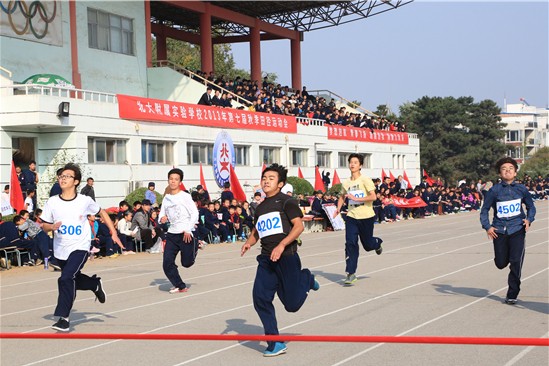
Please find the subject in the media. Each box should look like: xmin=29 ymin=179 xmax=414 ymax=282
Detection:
xmin=0 ymin=213 xmax=39 ymax=265
xmin=130 ymin=199 xmax=161 ymax=252
xmin=89 ymin=215 xmax=118 ymax=258
xmin=228 ymin=205 xmax=243 ymax=241
xmin=117 ymin=210 xmax=137 ymax=254
xmin=13 ymin=214 xmax=50 ymax=262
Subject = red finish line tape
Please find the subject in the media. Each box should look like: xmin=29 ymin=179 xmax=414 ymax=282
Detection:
xmin=1 ymin=333 xmax=547 ymax=346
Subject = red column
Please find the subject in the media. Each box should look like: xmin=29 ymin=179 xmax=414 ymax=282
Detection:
xmin=250 ymin=19 xmax=261 ymax=84
xmin=145 ymin=1 xmax=152 ymax=67
xmin=69 ymin=1 xmax=81 ymax=89
xmin=290 ymin=34 xmax=302 ymax=90
xmin=156 ymin=32 xmax=167 ymax=61
xmin=200 ymin=4 xmax=213 ymax=73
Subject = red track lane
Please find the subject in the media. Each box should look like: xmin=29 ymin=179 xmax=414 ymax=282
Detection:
xmin=1 ymin=333 xmax=548 ymax=346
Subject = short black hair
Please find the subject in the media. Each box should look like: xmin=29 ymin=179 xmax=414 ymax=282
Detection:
xmin=348 ymin=153 xmax=364 ymax=165
xmin=119 ymin=200 xmax=129 ymax=208
xmin=4 ymin=185 xmax=8 ymax=190
xmin=223 ymin=181 xmax=231 ymax=189
xmin=13 ymin=215 xmax=23 ymax=224
xmin=262 ymin=163 xmax=288 ymax=186
xmin=168 ymin=168 xmax=184 ymax=181
xmin=61 ymin=163 xmax=82 ymax=188
xmin=495 ymin=157 xmax=518 ymax=173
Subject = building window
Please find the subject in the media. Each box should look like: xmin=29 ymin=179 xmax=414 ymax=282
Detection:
xmin=506 ymin=130 xmax=522 ymax=142
xmin=187 ymin=143 xmax=213 ymax=165
xmin=88 ymin=8 xmax=134 ymax=55
xmin=508 ymin=147 xmax=522 ymax=159
xmin=88 ymin=138 xmax=126 ymax=163
xmin=234 ymin=145 xmax=249 ymax=166
xmin=338 ymin=152 xmax=352 ymax=168
xmin=290 ymin=148 xmax=307 ymax=166
xmin=142 ymin=140 xmax=173 ymax=164
xmin=260 ymin=147 xmax=280 ymax=165
xmin=317 ymin=151 xmax=330 ymax=168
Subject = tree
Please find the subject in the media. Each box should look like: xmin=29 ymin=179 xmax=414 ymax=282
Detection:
xmin=400 ymin=96 xmax=506 ymax=184
xmin=152 ymin=38 xmax=275 ymax=82
xmin=520 ymin=147 xmax=549 ymax=178
xmin=374 ymin=104 xmax=397 ymax=121
xmin=349 ymin=100 xmax=362 ymax=109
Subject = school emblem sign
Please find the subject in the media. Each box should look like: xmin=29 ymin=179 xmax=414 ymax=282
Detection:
xmin=212 ymin=131 xmax=235 ymax=188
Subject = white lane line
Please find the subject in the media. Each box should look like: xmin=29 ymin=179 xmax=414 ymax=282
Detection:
xmin=330 ymin=266 xmax=549 ymax=366
xmin=503 ymin=331 xmax=549 ymax=366
xmin=16 ymin=239 xmax=547 ymax=366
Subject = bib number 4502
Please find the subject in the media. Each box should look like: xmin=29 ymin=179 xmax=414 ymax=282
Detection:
xmin=496 ymin=198 xmax=521 ymax=218
xmin=58 ymin=225 xmax=82 ymax=235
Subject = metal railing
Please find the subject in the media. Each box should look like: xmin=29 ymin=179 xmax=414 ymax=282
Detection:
xmin=307 ymin=89 xmax=378 ymax=117
xmin=152 ymin=60 xmax=253 ymax=107
xmin=4 ymin=84 xmax=118 ymax=103
xmin=0 ymin=65 xmax=12 ymax=78
xmin=297 ymin=117 xmax=325 ymax=126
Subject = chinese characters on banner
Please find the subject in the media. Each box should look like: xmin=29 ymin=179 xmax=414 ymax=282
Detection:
xmin=326 ymin=125 xmax=409 ymax=145
xmin=117 ymin=94 xmax=297 ymax=133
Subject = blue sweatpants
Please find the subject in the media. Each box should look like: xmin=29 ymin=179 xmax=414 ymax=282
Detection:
xmin=54 ymin=249 xmax=99 ymax=318
xmin=162 ymin=232 xmax=199 ymax=290
xmin=493 ymin=228 xmax=526 ymax=300
xmin=253 ymin=253 xmax=315 ymax=351
xmin=344 ymin=216 xmax=382 ymax=275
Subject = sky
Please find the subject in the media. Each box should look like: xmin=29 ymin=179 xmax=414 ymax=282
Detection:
xmin=231 ymin=1 xmax=548 ymax=114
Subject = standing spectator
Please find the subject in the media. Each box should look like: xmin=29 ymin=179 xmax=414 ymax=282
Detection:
xmin=197 ymin=87 xmax=213 ymax=106
xmin=24 ymin=189 xmax=35 ymax=215
xmin=334 ymin=153 xmax=383 ymax=285
xmin=322 ymin=170 xmax=331 ymax=191
xmin=159 ymin=168 xmax=200 ymax=294
xmin=480 ymin=157 xmax=536 ymax=305
xmin=40 ymin=163 xmax=122 ymax=332
xmin=80 ymin=177 xmax=95 ymax=201
xmin=49 ymin=168 xmax=63 ymax=197
xmin=145 ymin=182 xmax=157 ymax=206
xmin=28 ymin=160 xmax=39 ymax=209
xmin=240 ymin=163 xmax=319 ymax=357
xmin=249 ymin=192 xmax=262 ymax=217
xmin=220 ymin=181 xmax=234 ymax=203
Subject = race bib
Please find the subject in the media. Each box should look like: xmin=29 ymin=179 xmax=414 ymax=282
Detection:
xmin=56 ymin=219 xmax=84 ymax=238
xmin=348 ymin=190 xmax=365 ymax=206
xmin=256 ymin=211 xmax=284 ymax=239
xmin=217 ymin=213 xmax=223 ymax=220
xmin=496 ymin=198 xmax=521 ymax=218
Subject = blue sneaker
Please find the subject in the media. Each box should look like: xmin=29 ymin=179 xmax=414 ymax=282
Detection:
xmin=263 ymin=342 xmax=287 ymax=357
xmin=312 ymin=279 xmax=320 ymax=291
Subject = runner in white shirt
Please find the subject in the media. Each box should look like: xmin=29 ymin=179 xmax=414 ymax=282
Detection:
xmin=159 ymin=168 xmax=199 ymax=294
xmin=41 ymin=163 xmax=122 ymax=332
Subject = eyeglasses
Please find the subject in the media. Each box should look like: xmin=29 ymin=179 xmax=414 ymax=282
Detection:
xmin=58 ymin=175 xmax=75 ymax=180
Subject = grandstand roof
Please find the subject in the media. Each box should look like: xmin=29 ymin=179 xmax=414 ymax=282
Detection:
xmin=151 ymin=0 xmax=414 ymax=36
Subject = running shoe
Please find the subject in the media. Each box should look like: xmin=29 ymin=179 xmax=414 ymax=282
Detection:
xmin=344 ymin=274 xmax=357 ymax=285
xmin=312 ymin=279 xmax=320 ymax=291
xmin=375 ymin=245 xmax=383 ymax=255
xmin=93 ymin=276 xmax=106 ymax=303
xmin=505 ymin=298 xmax=517 ymax=305
xmin=51 ymin=317 xmax=70 ymax=332
xmin=169 ymin=287 xmax=189 ymax=294
xmin=263 ymin=342 xmax=287 ymax=357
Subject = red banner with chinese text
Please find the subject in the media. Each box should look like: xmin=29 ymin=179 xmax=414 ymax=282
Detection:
xmin=327 ymin=125 xmax=409 ymax=145
xmin=391 ymin=196 xmax=427 ymax=208
xmin=117 ymin=94 xmax=297 ymax=133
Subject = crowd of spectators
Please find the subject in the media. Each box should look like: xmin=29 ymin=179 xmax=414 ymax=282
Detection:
xmin=192 ymin=70 xmax=406 ymax=132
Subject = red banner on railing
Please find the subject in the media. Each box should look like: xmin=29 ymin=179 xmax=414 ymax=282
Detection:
xmin=392 ymin=196 xmax=427 ymax=208
xmin=327 ymin=125 xmax=409 ymax=144
xmin=117 ymin=94 xmax=297 ymax=133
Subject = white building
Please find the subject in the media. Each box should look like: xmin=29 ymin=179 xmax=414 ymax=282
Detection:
xmin=0 ymin=1 xmax=420 ymax=207
xmin=499 ymin=103 xmax=549 ymax=164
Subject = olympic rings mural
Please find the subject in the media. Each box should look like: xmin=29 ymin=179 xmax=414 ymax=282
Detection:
xmin=0 ymin=1 xmax=58 ymax=40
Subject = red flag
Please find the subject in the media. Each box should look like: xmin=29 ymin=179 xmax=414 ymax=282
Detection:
xmin=297 ymin=167 xmax=304 ymax=179
xmin=403 ymin=170 xmax=412 ymax=188
xmin=381 ymin=168 xmax=387 ymax=181
xmin=391 ymin=195 xmax=427 ymax=208
xmin=314 ymin=166 xmax=324 ymax=192
xmin=229 ymin=164 xmax=247 ymax=202
xmin=332 ymin=169 xmax=341 ymax=185
xmin=389 ymin=170 xmax=395 ymax=182
xmin=10 ymin=161 xmax=24 ymax=213
xmin=423 ymin=169 xmax=435 ymax=186
xmin=179 ymin=182 xmax=187 ymax=191
xmin=199 ymin=163 xmax=208 ymax=191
